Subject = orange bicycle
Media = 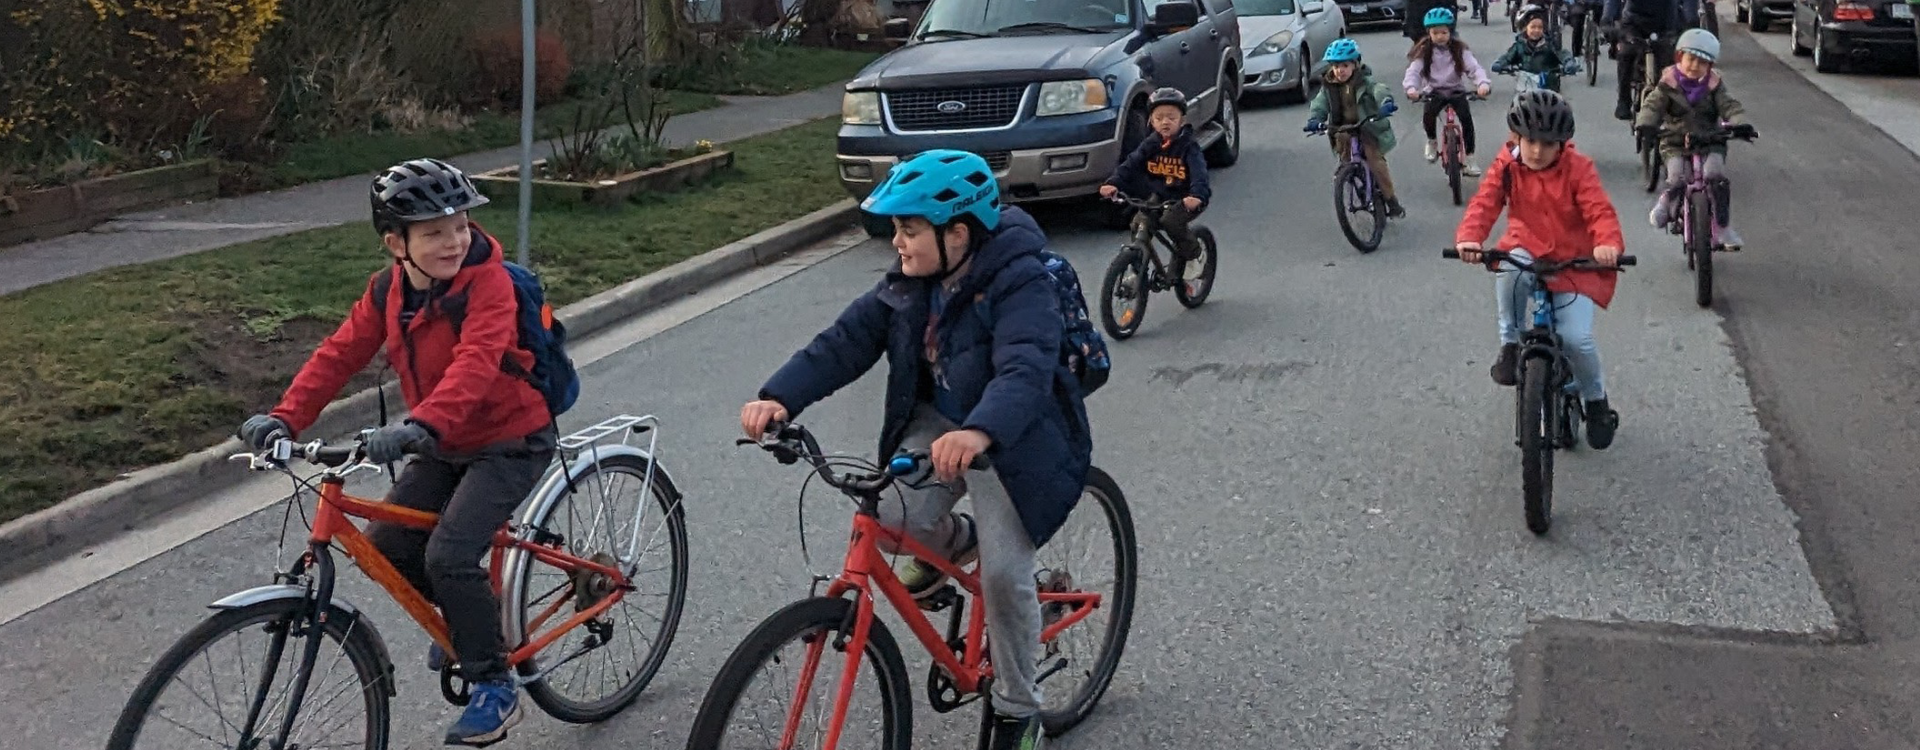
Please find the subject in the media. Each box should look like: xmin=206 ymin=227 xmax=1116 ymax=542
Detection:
xmin=107 ymin=414 xmax=688 ymax=750
xmin=685 ymin=422 xmax=1137 ymax=750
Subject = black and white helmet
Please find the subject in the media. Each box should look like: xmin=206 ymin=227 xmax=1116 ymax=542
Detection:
xmin=370 ymin=158 xmax=489 ymax=235
xmin=1147 ymin=86 xmax=1188 ymax=114
xmin=1507 ymin=89 xmax=1576 ymax=142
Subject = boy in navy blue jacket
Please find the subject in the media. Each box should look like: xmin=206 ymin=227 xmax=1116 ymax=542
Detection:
xmin=1101 ymin=86 xmax=1212 ymax=259
xmin=740 ymin=150 xmax=1091 ymax=750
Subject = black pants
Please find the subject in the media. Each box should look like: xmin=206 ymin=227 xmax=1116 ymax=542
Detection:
xmin=1615 ymin=30 xmax=1675 ymax=110
xmin=1421 ymin=95 xmax=1477 ymax=155
xmin=1156 ymin=202 xmax=1203 ymax=258
xmin=368 ymin=429 xmax=556 ymax=683
xmin=1569 ymin=4 xmax=1592 ymax=55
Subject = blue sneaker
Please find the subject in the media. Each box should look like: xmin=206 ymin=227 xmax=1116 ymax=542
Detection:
xmin=428 ymin=643 xmax=448 ymax=672
xmin=443 ymin=680 xmax=522 ymax=747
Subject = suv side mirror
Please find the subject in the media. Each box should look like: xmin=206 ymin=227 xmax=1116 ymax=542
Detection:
xmin=1147 ymin=1 xmax=1201 ymax=33
xmin=884 ymin=17 xmax=914 ymax=40
xmin=1301 ymin=0 xmax=1326 ymax=12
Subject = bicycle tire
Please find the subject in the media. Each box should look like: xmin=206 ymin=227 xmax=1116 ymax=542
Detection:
xmin=686 ymin=597 xmax=913 ymax=750
xmin=108 ymin=598 xmax=392 ymax=750
xmin=1173 ymin=227 xmax=1218 ymax=309
xmin=511 ymin=453 xmax=688 ymax=724
xmin=1520 ymin=357 xmax=1554 ymax=535
xmin=1444 ymin=128 xmax=1463 ymax=207
xmin=1099 ymin=247 xmax=1149 ymax=339
xmin=1584 ymin=24 xmax=1600 ymax=85
xmin=1688 ymin=190 xmax=1713 ymax=308
xmin=1333 ymin=162 xmax=1384 ymax=253
xmin=1038 ymin=466 xmax=1139 ymax=735
xmin=1641 ymin=135 xmax=1662 ymax=193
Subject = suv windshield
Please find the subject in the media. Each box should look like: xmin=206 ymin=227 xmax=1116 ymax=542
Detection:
xmin=1235 ymin=0 xmax=1296 ymax=15
xmin=918 ymin=0 xmax=1133 ymax=37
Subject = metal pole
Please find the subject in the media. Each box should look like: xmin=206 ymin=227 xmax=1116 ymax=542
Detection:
xmin=517 ymin=0 xmax=536 ymax=267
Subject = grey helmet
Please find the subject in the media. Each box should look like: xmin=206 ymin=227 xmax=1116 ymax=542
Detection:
xmin=1507 ymin=89 xmax=1576 ymax=142
xmin=1676 ymin=28 xmax=1721 ymax=62
xmin=1147 ymin=86 xmax=1188 ymax=114
xmin=371 ymin=158 xmax=489 ymax=235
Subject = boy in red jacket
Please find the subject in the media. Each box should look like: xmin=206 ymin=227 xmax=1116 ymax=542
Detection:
xmin=1454 ymin=91 xmax=1627 ymax=449
xmin=236 ymin=158 xmax=553 ymax=746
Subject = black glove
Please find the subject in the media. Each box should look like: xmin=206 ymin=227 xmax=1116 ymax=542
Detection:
xmin=1635 ymin=124 xmax=1659 ymax=140
xmin=1730 ymin=123 xmax=1758 ymax=140
xmin=1491 ymin=62 xmax=1512 ymax=74
xmin=238 ymin=414 xmax=290 ymax=449
xmin=366 ymin=422 xmax=434 ymax=464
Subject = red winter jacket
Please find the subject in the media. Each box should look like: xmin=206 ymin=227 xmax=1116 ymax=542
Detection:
xmin=1456 ymin=142 xmax=1627 ymax=308
xmin=271 ymin=223 xmax=551 ymax=452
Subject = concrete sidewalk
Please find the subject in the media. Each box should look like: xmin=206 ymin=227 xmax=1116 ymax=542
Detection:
xmin=0 ymin=84 xmax=844 ymax=296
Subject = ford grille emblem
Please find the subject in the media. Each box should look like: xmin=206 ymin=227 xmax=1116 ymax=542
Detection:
xmin=936 ymin=100 xmax=967 ymax=114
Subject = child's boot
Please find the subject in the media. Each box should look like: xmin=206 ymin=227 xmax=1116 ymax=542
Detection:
xmin=1425 ymin=139 xmax=1439 ymax=162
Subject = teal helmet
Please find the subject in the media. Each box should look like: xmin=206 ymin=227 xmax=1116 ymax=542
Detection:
xmin=862 ymin=150 xmax=1002 ymax=230
xmin=1424 ymin=7 xmax=1455 ymax=26
xmin=1323 ymin=37 xmax=1361 ymax=63
xmin=1676 ymin=28 xmax=1720 ymax=62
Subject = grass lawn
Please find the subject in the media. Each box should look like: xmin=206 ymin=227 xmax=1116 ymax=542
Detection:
xmin=243 ymin=90 xmax=727 ymax=192
xmin=0 ymin=117 xmax=843 ymax=524
xmin=671 ymin=42 xmax=879 ymax=96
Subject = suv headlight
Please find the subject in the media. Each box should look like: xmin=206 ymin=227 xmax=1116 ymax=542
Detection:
xmin=1036 ymin=79 xmax=1109 ymax=117
xmin=843 ymin=91 xmax=882 ymax=125
xmin=1254 ymin=30 xmax=1295 ymax=56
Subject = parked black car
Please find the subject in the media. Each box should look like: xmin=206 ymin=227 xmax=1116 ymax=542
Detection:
xmin=1791 ymin=0 xmax=1917 ymax=72
xmin=837 ymin=0 xmax=1245 ymax=235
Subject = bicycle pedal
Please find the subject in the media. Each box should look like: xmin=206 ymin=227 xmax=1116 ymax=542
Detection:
xmin=918 ymin=584 xmax=961 ymax=612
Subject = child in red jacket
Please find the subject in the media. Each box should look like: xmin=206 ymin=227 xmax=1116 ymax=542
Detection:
xmin=236 ymin=158 xmax=552 ymax=746
xmin=1454 ymin=91 xmax=1627 ymax=449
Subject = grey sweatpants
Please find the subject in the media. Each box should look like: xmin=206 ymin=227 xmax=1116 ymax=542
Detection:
xmin=879 ymin=404 xmax=1043 ymax=718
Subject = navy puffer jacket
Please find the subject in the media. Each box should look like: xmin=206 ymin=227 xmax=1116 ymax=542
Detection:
xmin=759 ymin=207 xmax=1093 ymax=546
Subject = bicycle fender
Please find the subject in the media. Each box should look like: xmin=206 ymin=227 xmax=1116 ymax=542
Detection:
xmin=210 ymin=584 xmax=397 ymax=695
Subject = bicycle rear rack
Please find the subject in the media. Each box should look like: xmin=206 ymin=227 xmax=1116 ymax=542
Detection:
xmin=556 ymin=413 xmax=658 ymax=458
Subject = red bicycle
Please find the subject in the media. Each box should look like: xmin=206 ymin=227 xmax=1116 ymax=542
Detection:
xmin=686 ymin=422 xmax=1137 ymax=749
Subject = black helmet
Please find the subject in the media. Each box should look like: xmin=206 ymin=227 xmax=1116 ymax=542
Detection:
xmin=371 ymin=158 xmax=489 ymax=235
xmin=1507 ymin=89 xmax=1576 ymax=142
xmin=1147 ymin=87 xmax=1187 ymax=114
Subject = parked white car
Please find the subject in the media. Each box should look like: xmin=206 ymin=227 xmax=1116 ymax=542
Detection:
xmin=1239 ymin=0 xmax=1349 ymax=102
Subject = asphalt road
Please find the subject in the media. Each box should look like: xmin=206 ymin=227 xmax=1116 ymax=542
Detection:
xmin=2 ymin=16 xmax=1912 ymax=750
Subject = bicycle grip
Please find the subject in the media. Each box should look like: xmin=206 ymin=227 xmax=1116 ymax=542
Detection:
xmin=312 ymin=446 xmax=359 ymax=467
xmin=1442 ymin=248 xmax=1461 ymax=259
xmin=1616 ymin=255 xmax=1637 ymax=266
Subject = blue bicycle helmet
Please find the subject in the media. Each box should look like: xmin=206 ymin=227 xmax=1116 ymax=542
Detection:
xmin=861 ymin=149 xmax=1002 ymax=231
xmin=1676 ymin=28 xmax=1720 ymax=62
xmin=1323 ymin=37 xmax=1361 ymax=63
xmin=1424 ymin=7 xmax=1455 ymax=26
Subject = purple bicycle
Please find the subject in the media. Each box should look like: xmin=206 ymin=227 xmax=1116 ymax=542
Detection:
xmin=1659 ymin=122 xmax=1755 ymax=308
xmin=1310 ymin=113 xmax=1391 ymax=253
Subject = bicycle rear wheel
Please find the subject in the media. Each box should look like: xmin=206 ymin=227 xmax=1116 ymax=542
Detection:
xmin=1333 ymin=162 xmax=1384 ymax=253
xmin=108 ymin=598 xmax=392 ymax=750
xmin=1641 ymin=135 xmax=1663 ymax=193
xmin=686 ymin=597 xmax=912 ymax=750
xmin=1519 ymin=357 xmax=1555 ymax=535
xmin=1584 ymin=23 xmax=1600 ymax=85
xmin=1099 ymin=247 xmax=1150 ymax=339
xmin=1035 ymin=467 xmax=1139 ymax=735
xmin=1687 ymin=190 xmax=1714 ymax=307
xmin=1172 ymin=227 xmax=1218 ymax=309
xmin=509 ymin=452 xmax=689 ymax=724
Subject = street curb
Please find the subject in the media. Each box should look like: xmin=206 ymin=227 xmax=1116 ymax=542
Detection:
xmin=0 ymin=199 xmax=860 ymax=582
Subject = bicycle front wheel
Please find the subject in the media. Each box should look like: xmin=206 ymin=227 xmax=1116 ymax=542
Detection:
xmin=686 ymin=597 xmax=913 ymax=750
xmin=108 ymin=598 xmax=392 ymax=750
xmin=1585 ymin=26 xmax=1601 ymax=85
xmin=1519 ymin=357 xmax=1555 ymax=535
xmin=1641 ymin=136 xmax=1663 ymax=193
xmin=1444 ymin=128 xmax=1464 ymax=207
xmin=1687 ymin=190 xmax=1714 ymax=308
xmin=1099 ymin=247 xmax=1150 ymax=339
xmin=1035 ymin=466 xmax=1139 ymax=735
xmin=509 ymin=452 xmax=689 ymax=724
xmin=1333 ymin=162 xmax=1384 ymax=253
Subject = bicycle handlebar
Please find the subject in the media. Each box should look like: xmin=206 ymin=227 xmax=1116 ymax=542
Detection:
xmin=1106 ymin=191 xmax=1179 ymax=211
xmin=1441 ymin=247 xmax=1636 ymax=271
xmin=739 ymin=421 xmax=989 ymax=497
xmin=230 ymin=436 xmax=371 ymax=473
xmin=1307 ymin=114 xmax=1387 ymax=136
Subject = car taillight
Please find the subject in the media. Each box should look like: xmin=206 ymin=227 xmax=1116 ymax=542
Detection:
xmin=1833 ymin=3 xmax=1874 ymax=20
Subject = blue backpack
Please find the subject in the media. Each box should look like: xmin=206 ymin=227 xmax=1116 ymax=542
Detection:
xmin=1037 ymin=249 xmax=1111 ymax=397
xmin=372 ymin=262 xmax=580 ymax=417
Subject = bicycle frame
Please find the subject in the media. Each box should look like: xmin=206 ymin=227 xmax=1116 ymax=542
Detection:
xmin=799 ymin=510 xmax=1104 ymax=750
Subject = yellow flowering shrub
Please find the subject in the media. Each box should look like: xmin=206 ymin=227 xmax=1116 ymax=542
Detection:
xmin=2 ymin=0 xmax=282 ymax=156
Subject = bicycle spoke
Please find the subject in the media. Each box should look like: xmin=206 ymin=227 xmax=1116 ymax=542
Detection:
xmin=147 ymin=707 xmax=236 ymax=748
